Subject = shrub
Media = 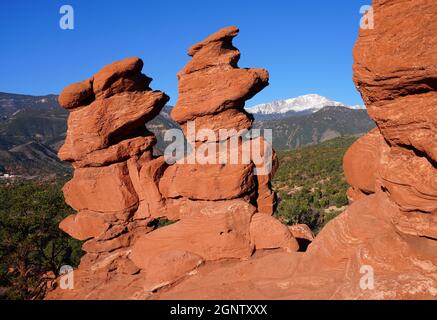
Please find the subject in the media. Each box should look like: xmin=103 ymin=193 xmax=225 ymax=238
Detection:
xmin=0 ymin=181 xmax=83 ymax=299
xmin=273 ymin=137 xmax=356 ymax=234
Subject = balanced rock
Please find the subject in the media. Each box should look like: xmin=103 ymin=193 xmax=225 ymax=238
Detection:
xmin=250 ymin=213 xmax=299 ymax=252
xmin=171 ymin=26 xmax=269 ymax=140
xmin=58 ymin=78 xmax=93 ymax=110
xmin=46 ymin=7 xmax=437 ymax=299
xmin=148 ymin=1 xmax=436 ymax=300
xmin=49 ymin=57 xmax=171 ymax=299
xmin=131 ymin=26 xmax=297 ymax=278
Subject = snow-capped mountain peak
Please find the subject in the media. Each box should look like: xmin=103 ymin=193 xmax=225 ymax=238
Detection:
xmin=246 ymin=94 xmax=364 ymax=116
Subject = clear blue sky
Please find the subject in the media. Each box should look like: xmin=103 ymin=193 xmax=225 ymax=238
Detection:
xmin=0 ymin=0 xmax=369 ymax=107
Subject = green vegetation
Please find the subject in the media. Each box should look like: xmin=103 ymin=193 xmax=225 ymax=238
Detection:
xmin=0 ymin=180 xmax=83 ymax=300
xmin=273 ymin=136 xmax=356 ymax=233
xmin=0 ymin=136 xmax=357 ymax=299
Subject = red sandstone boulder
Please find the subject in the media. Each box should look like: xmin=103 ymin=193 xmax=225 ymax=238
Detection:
xmin=366 ymin=93 xmax=437 ymax=162
xmin=343 ymin=128 xmax=380 ymax=195
xmin=288 ymin=224 xmax=315 ymax=242
xmin=179 ymin=108 xmax=253 ymax=142
xmin=74 ymin=136 xmax=155 ymax=168
xmin=252 ymin=139 xmax=279 ymax=214
xmin=82 ymin=233 xmax=132 ymax=254
xmin=59 ymin=91 xmax=167 ymax=162
xmin=353 ymin=0 xmax=437 ymax=163
xmin=378 ymin=143 xmax=437 ymax=213
xmin=250 ymin=213 xmax=299 ymax=252
xmin=93 ymin=57 xmax=151 ymax=99
xmin=131 ymin=156 xmax=168 ymax=219
xmin=159 ymin=163 xmax=255 ymax=201
xmin=184 ymin=26 xmax=240 ymax=74
xmin=171 ymin=26 xmax=269 ymax=137
xmin=172 ymin=68 xmax=268 ymax=124
xmin=255 ymin=176 xmax=278 ymax=215
xmin=59 ymin=210 xmax=111 ymax=241
xmin=139 ymin=250 xmax=204 ymax=292
xmin=131 ymin=200 xmax=256 ymax=267
xmin=63 ymin=162 xmax=138 ymax=213
xmin=58 ymin=78 xmax=94 ymax=110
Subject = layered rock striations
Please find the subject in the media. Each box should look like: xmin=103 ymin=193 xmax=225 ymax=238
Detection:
xmin=47 ymin=27 xmax=298 ymax=299
xmin=47 ymin=57 xmax=171 ymax=298
xmin=130 ymin=26 xmax=299 ymax=272
xmin=47 ymin=0 xmax=436 ymax=299
xmin=171 ymin=26 xmax=268 ymax=138
xmin=152 ymin=1 xmax=437 ymax=299
xmin=313 ymin=0 xmax=437 ymax=298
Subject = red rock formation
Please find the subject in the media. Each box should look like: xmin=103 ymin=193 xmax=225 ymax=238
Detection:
xmin=155 ymin=0 xmax=436 ymax=299
xmin=47 ymin=57 xmax=171 ymax=299
xmin=47 ymin=27 xmax=298 ymax=299
xmin=131 ymin=26 xmax=298 ymax=270
xmin=47 ymin=0 xmax=436 ymax=299
xmin=171 ymin=26 xmax=268 ymax=139
xmin=343 ymin=128 xmax=380 ymax=197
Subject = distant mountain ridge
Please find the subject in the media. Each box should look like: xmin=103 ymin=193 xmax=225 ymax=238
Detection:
xmin=0 ymin=92 xmax=177 ymax=177
xmin=246 ymin=94 xmax=365 ymax=120
xmin=0 ymin=141 xmax=71 ymax=177
xmin=254 ymin=105 xmax=375 ymax=150
xmin=0 ymin=91 xmax=374 ymax=177
xmin=0 ymin=92 xmax=60 ymax=118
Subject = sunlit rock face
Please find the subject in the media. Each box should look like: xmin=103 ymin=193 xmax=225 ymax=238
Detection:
xmin=319 ymin=0 xmax=437 ymax=299
xmin=46 ymin=0 xmax=436 ymax=300
xmin=156 ymin=1 xmax=436 ymax=300
xmin=48 ymin=57 xmax=171 ymax=299
xmin=131 ymin=25 xmax=297 ymax=278
xmin=47 ymin=27 xmax=297 ymax=300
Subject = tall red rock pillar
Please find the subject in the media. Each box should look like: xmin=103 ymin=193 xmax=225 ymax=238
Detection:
xmin=131 ymin=26 xmax=299 ymax=273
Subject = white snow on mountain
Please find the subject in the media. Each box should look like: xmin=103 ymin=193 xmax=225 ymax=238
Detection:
xmin=347 ymin=104 xmax=366 ymax=110
xmin=246 ymin=94 xmax=365 ymax=115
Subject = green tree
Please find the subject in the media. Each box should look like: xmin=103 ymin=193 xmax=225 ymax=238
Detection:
xmin=334 ymin=193 xmax=349 ymax=208
xmin=273 ymin=137 xmax=357 ymax=234
xmin=0 ymin=181 xmax=83 ymax=299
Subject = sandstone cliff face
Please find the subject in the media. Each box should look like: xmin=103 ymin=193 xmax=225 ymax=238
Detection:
xmin=47 ymin=0 xmax=436 ymax=300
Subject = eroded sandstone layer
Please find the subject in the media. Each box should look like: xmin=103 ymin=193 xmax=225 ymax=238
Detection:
xmin=152 ymin=0 xmax=436 ymax=299
xmin=47 ymin=0 xmax=436 ymax=299
xmin=47 ymin=27 xmax=298 ymax=299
